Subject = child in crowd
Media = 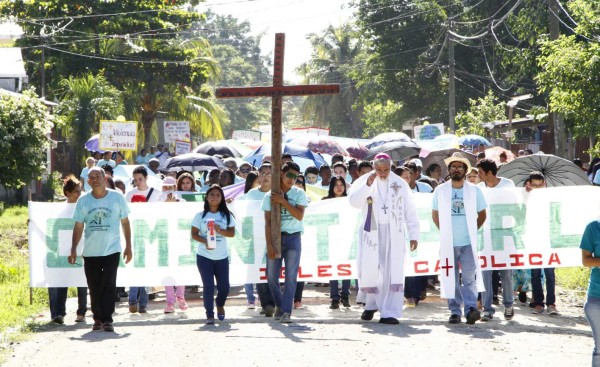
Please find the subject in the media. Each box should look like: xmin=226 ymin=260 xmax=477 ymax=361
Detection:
xmin=191 ymin=185 xmax=236 ymax=324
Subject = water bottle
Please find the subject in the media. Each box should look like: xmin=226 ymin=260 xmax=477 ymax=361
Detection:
xmin=206 ymin=219 xmax=217 ymax=250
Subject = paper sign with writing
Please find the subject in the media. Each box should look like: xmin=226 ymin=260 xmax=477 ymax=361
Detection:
xmin=99 ymin=121 xmax=137 ymax=151
xmin=164 ymin=121 xmax=190 ymax=143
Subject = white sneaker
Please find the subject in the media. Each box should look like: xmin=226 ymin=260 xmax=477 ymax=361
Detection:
xmin=481 ymin=311 xmax=493 ymax=321
xmin=247 ymin=302 xmax=256 ymax=309
xmin=280 ymin=312 xmax=293 ymax=323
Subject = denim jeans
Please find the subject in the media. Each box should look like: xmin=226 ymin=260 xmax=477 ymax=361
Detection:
xmin=196 ymin=255 xmax=230 ymax=318
xmin=83 ymin=252 xmax=120 ymax=324
xmin=404 ymin=276 xmax=424 ymax=301
xmin=295 ymin=281 xmax=305 ymax=303
xmin=531 ymin=268 xmax=556 ymax=307
xmin=585 ymin=296 xmax=600 ymax=367
xmin=128 ymin=287 xmax=148 ymax=307
xmin=267 ymin=232 xmax=301 ymax=314
xmin=482 ymin=269 xmax=514 ymax=313
xmin=329 ymin=279 xmax=350 ymax=301
xmin=447 ymin=245 xmax=478 ymax=316
xmin=244 ymin=283 xmax=256 ymax=303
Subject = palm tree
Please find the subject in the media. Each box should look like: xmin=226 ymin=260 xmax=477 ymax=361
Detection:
xmin=296 ymin=24 xmax=364 ymax=137
xmin=57 ymin=72 xmax=122 ymax=166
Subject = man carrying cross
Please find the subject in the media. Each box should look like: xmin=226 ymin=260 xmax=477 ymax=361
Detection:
xmin=432 ymin=152 xmax=487 ymax=325
xmin=348 ymin=153 xmax=420 ymax=324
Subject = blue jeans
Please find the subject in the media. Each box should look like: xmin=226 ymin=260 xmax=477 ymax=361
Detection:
xmin=585 ymin=296 xmax=600 ymax=367
xmin=329 ymin=279 xmax=350 ymax=301
xmin=128 ymin=287 xmax=148 ymax=307
xmin=531 ymin=268 xmax=556 ymax=307
xmin=244 ymin=283 xmax=255 ymax=303
xmin=267 ymin=232 xmax=301 ymax=314
xmin=482 ymin=269 xmax=514 ymax=313
xmin=447 ymin=245 xmax=478 ymax=316
xmin=196 ymin=255 xmax=230 ymax=318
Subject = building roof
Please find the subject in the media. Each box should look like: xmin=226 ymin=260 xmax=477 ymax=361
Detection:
xmin=0 ymin=47 xmax=27 ymax=78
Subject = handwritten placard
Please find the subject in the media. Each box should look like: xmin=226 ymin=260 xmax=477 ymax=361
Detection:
xmin=175 ymin=140 xmax=192 ymax=155
xmin=99 ymin=121 xmax=137 ymax=151
xmin=164 ymin=121 xmax=190 ymax=143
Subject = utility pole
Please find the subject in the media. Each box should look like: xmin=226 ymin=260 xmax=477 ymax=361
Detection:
xmin=40 ymin=45 xmax=45 ymax=99
xmin=549 ymin=0 xmax=565 ymax=157
xmin=448 ymin=21 xmax=456 ymax=133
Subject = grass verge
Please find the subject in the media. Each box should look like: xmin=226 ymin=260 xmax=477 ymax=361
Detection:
xmin=0 ymin=205 xmax=49 ymax=362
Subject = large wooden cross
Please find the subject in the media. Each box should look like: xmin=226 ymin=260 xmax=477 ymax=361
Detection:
xmin=216 ymin=33 xmax=339 ymax=259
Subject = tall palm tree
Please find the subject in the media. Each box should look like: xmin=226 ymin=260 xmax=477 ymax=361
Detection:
xmin=57 ymin=72 xmax=122 ymax=166
xmin=297 ymin=24 xmax=364 ymax=137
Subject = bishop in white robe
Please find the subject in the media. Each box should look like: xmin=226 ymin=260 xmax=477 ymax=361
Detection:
xmin=348 ymin=154 xmax=420 ymax=324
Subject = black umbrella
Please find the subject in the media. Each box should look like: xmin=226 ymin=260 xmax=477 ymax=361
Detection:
xmin=159 ymin=153 xmax=224 ymax=172
xmin=365 ymin=140 xmax=421 ymax=161
xmin=192 ymin=141 xmax=243 ymax=158
xmin=497 ymin=154 xmax=591 ymax=187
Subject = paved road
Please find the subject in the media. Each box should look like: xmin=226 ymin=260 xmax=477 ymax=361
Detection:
xmin=2 ymin=286 xmax=594 ymax=367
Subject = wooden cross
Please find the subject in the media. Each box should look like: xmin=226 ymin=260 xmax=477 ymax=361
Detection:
xmin=441 ymin=257 xmax=454 ymax=277
xmin=216 ymin=33 xmax=340 ymax=259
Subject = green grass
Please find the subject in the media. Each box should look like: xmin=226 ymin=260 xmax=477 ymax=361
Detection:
xmin=0 ymin=206 xmax=49 ymax=358
xmin=556 ymin=267 xmax=590 ymax=296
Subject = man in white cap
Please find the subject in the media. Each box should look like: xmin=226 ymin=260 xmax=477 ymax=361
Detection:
xmin=348 ymin=153 xmax=420 ymax=324
xmin=432 ymin=152 xmax=487 ymax=325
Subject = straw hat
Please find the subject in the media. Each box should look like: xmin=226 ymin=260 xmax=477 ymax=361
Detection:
xmin=444 ymin=152 xmax=472 ymax=172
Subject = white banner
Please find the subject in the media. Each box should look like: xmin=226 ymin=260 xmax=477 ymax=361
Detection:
xmin=99 ymin=121 xmax=137 ymax=151
xmin=232 ymin=129 xmax=261 ymax=141
xmin=29 ymin=187 xmax=600 ymax=287
xmin=164 ymin=121 xmax=190 ymax=143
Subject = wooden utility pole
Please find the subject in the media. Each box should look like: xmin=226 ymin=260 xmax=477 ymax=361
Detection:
xmin=549 ymin=0 xmax=565 ymax=157
xmin=448 ymin=22 xmax=456 ymax=133
xmin=216 ymin=33 xmax=339 ymax=258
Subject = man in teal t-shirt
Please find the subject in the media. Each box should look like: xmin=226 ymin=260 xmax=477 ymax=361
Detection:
xmin=69 ymin=166 xmax=132 ymax=332
xmin=262 ymin=161 xmax=307 ymax=323
xmin=580 ymin=220 xmax=600 ymax=366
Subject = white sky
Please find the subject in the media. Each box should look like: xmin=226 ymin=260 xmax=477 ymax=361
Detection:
xmin=199 ymin=0 xmax=354 ymax=82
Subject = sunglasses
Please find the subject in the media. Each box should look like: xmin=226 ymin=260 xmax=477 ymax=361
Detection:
xmin=295 ymin=179 xmax=305 ymax=185
xmin=284 ymin=172 xmax=298 ymax=180
xmin=240 ymin=168 xmax=251 ymax=173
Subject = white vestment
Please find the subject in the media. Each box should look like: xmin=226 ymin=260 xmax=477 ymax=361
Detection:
xmin=348 ymin=172 xmax=420 ymax=318
xmin=436 ymin=181 xmax=486 ymax=299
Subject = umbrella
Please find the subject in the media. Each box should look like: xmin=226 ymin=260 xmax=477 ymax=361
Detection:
xmin=364 ymin=140 xmax=421 ymax=161
xmin=419 ymin=134 xmax=461 ymax=155
xmin=288 ymin=133 xmax=349 ymax=156
xmin=458 ymin=134 xmax=491 ymax=147
xmin=159 ymin=152 xmax=224 ymax=172
xmin=193 ymin=140 xmax=247 ymax=158
xmin=485 ymin=146 xmax=515 ymax=164
xmin=497 ymin=154 xmax=591 ymax=187
xmin=421 ymin=149 xmax=477 ymax=179
xmin=366 ymin=132 xmax=412 ymax=149
xmin=84 ymin=134 xmax=106 ymax=153
xmin=244 ymin=143 xmax=327 ymax=169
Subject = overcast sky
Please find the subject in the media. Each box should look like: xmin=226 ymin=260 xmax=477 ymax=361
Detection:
xmin=200 ymin=0 xmax=354 ymax=82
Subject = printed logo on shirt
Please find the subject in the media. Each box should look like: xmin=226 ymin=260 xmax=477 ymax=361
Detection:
xmin=88 ymin=207 xmax=112 ymax=231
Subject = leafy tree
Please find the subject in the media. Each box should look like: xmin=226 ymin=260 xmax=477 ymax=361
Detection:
xmin=0 ymin=89 xmax=53 ymax=188
xmin=56 ymin=72 xmax=122 ymax=166
xmin=536 ymin=0 xmax=600 ymax=152
xmin=361 ymin=100 xmax=404 ymax=138
xmin=296 ymin=24 xmax=364 ymax=137
xmin=455 ymin=91 xmax=506 ymax=136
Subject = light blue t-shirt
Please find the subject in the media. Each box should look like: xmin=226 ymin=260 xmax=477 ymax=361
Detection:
xmin=261 ymin=185 xmax=308 ymax=234
xmin=80 ymin=167 xmax=91 ymax=192
xmin=191 ymin=211 xmax=236 ymax=261
xmin=412 ymin=181 xmax=433 ymax=193
xmin=580 ymin=220 xmax=600 ymax=298
xmin=72 ymin=189 xmax=130 ymax=257
xmin=432 ymin=185 xmax=487 ymax=247
xmin=242 ymin=187 xmax=269 ymax=201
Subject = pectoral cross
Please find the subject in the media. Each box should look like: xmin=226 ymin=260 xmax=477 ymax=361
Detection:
xmin=441 ymin=257 xmax=454 ymax=277
xmin=381 ymin=204 xmax=389 ymax=214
